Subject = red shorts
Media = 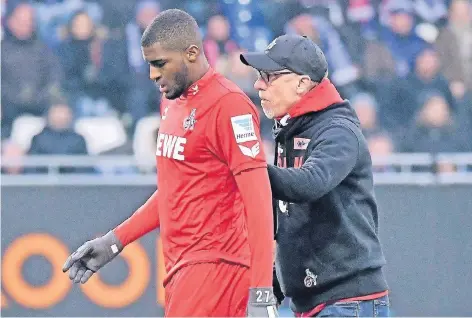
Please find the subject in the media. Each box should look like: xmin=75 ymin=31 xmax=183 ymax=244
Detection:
xmin=165 ymin=261 xmax=250 ymax=317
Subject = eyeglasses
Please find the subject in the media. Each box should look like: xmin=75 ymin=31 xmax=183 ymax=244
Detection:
xmin=257 ymin=70 xmax=293 ymax=84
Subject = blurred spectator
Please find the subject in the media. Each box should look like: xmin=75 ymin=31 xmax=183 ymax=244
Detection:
xmin=94 ymin=0 xmax=136 ymax=121
xmin=179 ymin=0 xmax=220 ymax=27
xmin=203 ymin=15 xmax=239 ymax=67
xmin=1 ymin=0 xmax=63 ymax=138
xmin=217 ymin=50 xmax=258 ymax=100
xmin=413 ymin=0 xmax=448 ymax=26
xmin=367 ymin=132 xmax=396 ymax=172
xmin=1 ymin=140 xmax=26 ymax=175
xmin=351 ymin=92 xmax=384 ymax=137
xmin=406 ymin=47 xmax=456 ymax=112
xmin=351 ymin=91 xmax=398 ymax=171
xmin=100 ymin=0 xmax=135 ymax=30
xmin=285 ymin=14 xmax=361 ymax=98
xmin=368 ymin=132 xmax=395 ymax=157
xmin=400 ymin=93 xmax=470 ymax=156
xmin=1 ymin=0 xmax=471 ymax=171
xmin=28 ymin=101 xmax=88 ymax=157
xmin=378 ymin=1 xmax=428 ymax=78
xmin=125 ymin=0 xmax=162 ymax=131
xmin=334 ymin=0 xmax=375 ymax=65
xmin=435 ymin=0 xmax=472 ymax=101
xmin=373 ymin=47 xmax=455 ymax=135
xmin=58 ymin=10 xmax=102 ymax=118
xmin=34 ymin=0 xmax=102 ymax=50
xmin=259 ymin=0 xmax=305 ymax=36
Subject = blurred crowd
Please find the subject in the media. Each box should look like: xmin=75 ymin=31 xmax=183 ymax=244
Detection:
xmin=1 ymin=0 xmax=472 ymax=175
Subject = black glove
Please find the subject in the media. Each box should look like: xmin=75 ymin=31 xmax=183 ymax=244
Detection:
xmin=62 ymin=231 xmax=123 ymax=284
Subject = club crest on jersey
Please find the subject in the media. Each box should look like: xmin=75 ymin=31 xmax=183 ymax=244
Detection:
xmin=161 ymin=106 xmax=169 ymax=120
xmin=183 ymin=109 xmax=197 ymax=131
xmin=231 ymin=114 xmax=258 ymax=143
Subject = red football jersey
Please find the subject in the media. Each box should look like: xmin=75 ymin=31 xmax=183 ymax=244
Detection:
xmin=156 ymin=68 xmax=267 ymax=285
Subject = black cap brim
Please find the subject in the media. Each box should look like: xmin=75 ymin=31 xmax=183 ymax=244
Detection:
xmin=240 ymin=52 xmax=285 ymax=72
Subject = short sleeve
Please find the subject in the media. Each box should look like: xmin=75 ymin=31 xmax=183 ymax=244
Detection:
xmin=207 ymin=93 xmax=267 ymax=175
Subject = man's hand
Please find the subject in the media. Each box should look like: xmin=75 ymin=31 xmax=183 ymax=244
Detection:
xmin=247 ymin=287 xmax=279 ymax=317
xmin=62 ymin=231 xmax=123 ymax=284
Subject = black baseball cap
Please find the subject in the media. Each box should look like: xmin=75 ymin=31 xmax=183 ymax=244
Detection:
xmin=240 ymin=34 xmax=328 ymax=83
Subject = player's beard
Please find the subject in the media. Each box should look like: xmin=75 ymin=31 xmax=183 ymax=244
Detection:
xmin=165 ymin=64 xmax=190 ymax=100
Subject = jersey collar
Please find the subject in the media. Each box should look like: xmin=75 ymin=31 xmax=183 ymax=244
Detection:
xmin=181 ymin=67 xmax=215 ymax=99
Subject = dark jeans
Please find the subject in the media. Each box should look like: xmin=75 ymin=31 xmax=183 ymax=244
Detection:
xmin=315 ymin=295 xmax=390 ymax=317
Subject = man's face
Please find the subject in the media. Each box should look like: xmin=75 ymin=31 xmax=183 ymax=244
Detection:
xmin=253 ymin=70 xmax=304 ymax=119
xmin=449 ymin=0 xmax=471 ymax=26
xmin=207 ymin=15 xmax=230 ymax=42
xmin=420 ymin=96 xmax=450 ymax=127
xmin=71 ymin=13 xmax=94 ymax=40
xmin=368 ymin=135 xmax=393 ymax=156
xmin=48 ymin=104 xmax=72 ymax=131
xmin=142 ymin=43 xmax=190 ymax=100
xmin=354 ymin=102 xmax=377 ymax=130
xmin=390 ymin=12 xmax=413 ymax=36
xmin=8 ymin=3 xmax=35 ymax=40
xmin=415 ymin=49 xmax=439 ymax=80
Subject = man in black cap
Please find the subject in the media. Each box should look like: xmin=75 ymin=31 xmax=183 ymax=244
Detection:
xmin=240 ymin=34 xmax=391 ymax=317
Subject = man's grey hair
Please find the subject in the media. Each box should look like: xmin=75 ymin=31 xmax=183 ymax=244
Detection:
xmin=141 ymin=9 xmax=202 ymax=51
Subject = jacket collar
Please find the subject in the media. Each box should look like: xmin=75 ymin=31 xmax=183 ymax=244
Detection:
xmin=276 ymin=78 xmax=343 ymax=126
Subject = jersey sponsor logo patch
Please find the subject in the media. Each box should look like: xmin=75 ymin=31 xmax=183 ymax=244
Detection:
xmin=294 ymin=137 xmax=310 ymax=150
xmin=231 ymin=114 xmax=258 ymax=143
xmin=156 ymin=133 xmax=187 ymax=161
xmin=238 ymin=142 xmax=260 ymax=158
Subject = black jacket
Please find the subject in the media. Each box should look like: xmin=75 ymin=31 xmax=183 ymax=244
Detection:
xmin=268 ymin=79 xmax=388 ymax=313
xmin=27 ymin=127 xmax=92 ymax=174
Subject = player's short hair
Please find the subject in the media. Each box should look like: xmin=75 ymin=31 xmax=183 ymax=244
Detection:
xmin=141 ymin=9 xmax=202 ymax=51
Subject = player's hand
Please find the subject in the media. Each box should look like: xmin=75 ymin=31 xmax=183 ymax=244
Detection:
xmin=247 ymin=287 xmax=279 ymax=317
xmin=62 ymin=231 xmax=123 ymax=284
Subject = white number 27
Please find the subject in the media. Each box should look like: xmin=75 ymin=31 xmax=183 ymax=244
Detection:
xmin=256 ymin=290 xmax=270 ymax=303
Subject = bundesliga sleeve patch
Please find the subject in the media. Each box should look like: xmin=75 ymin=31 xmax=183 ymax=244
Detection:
xmin=230 ymin=114 xmax=258 ymax=143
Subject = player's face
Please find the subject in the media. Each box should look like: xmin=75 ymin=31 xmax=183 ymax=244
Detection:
xmin=142 ymin=43 xmax=190 ymax=100
xmin=254 ymin=71 xmax=305 ymax=119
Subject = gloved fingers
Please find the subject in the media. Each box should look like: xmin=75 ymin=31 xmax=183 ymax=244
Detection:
xmin=80 ymin=269 xmax=94 ymax=284
xmin=73 ymin=266 xmax=86 ymax=284
xmin=62 ymin=255 xmax=73 ymax=272
xmin=68 ymin=262 xmax=82 ymax=281
xmin=63 ymin=243 xmax=92 ymax=272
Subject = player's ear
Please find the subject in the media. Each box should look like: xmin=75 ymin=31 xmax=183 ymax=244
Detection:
xmin=186 ymin=45 xmax=200 ymax=63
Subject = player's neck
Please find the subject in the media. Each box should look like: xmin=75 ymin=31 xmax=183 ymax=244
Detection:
xmin=188 ymin=59 xmax=210 ymax=86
